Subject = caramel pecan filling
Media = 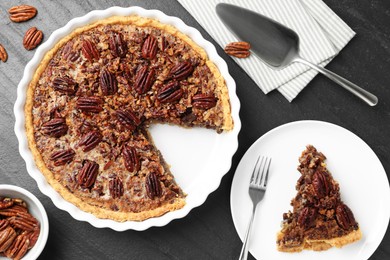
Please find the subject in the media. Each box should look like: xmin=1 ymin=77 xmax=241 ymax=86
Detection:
xmin=31 ymin=21 xmax=228 ymax=217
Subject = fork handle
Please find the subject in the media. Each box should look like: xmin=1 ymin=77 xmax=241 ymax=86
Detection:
xmin=239 ymin=204 xmax=257 ymax=260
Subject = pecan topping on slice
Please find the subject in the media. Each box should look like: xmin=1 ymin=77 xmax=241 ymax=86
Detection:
xmin=49 ymin=149 xmax=75 ymax=166
xmin=82 ymin=39 xmax=99 ymax=61
xmin=122 ymin=145 xmax=140 ymax=173
xmin=312 ymin=171 xmax=330 ymax=198
xmin=224 ymin=41 xmax=251 ymax=58
xmin=116 ymin=109 xmax=141 ymax=130
xmin=23 ymin=27 xmax=43 ymax=50
xmin=0 ymin=198 xmax=14 ymax=210
xmin=76 ymin=96 xmax=103 ymax=113
xmin=77 ymin=160 xmax=99 ymax=189
xmin=41 ymin=117 xmax=68 ymax=138
xmin=62 ymin=41 xmax=79 ymax=62
xmin=134 ymin=65 xmax=155 ymax=94
xmin=192 ymin=94 xmax=217 ymax=110
xmin=52 ymin=76 xmax=78 ymax=95
xmin=297 ymin=207 xmax=317 ymax=230
xmin=109 ymin=32 xmax=128 ymax=58
xmin=109 ymin=176 xmax=124 ymax=199
xmin=4 ymin=233 xmax=30 ymax=260
xmin=157 ymin=81 xmax=183 ymax=103
xmin=145 ymin=172 xmax=162 ymax=200
xmin=336 ymin=203 xmax=357 ymax=230
xmin=8 ymin=5 xmax=37 ymax=23
xmin=0 ymin=44 xmax=8 ymax=63
xmin=142 ymin=35 xmax=158 ymax=59
xmin=167 ymin=61 xmax=193 ymax=81
xmin=78 ymin=130 xmax=102 ymax=152
xmin=0 ymin=226 xmax=17 ymax=253
xmin=100 ymin=68 xmax=118 ymax=96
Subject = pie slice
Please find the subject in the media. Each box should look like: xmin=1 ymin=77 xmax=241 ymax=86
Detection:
xmin=277 ymin=145 xmax=362 ymax=252
xmin=25 ymin=16 xmax=233 ymax=221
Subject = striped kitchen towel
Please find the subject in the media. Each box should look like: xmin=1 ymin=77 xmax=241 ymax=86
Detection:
xmin=177 ymin=0 xmax=355 ymax=102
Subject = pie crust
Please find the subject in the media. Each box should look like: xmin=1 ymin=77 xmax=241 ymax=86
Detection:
xmin=25 ymin=16 xmax=233 ymax=221
xmin=277 ymin=145 xmax=362 ymax=252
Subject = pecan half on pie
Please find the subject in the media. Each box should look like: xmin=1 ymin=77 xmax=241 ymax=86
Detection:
xmin=277 ymin=145 xmax=362 ymax=252
xmin=25 ymin=16 xmax=233 ymax=221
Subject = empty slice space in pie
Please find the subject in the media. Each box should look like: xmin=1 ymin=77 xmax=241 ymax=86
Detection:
xmin=25 ymin=16 xmax=233 ymax=221
xmin=277 ymin=145 xmax=362 ymax=252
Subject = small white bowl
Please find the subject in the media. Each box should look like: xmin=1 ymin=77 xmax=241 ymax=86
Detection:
xmin=0 ymin=184 xmax=49 ymax=260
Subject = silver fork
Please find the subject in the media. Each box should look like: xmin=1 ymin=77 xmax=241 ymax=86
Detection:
xmin=239 ymin=155 xmax=271 ymax=260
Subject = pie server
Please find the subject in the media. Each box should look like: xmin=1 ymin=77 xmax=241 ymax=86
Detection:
xmin=216 ymin=3 xmax=378 ymax=106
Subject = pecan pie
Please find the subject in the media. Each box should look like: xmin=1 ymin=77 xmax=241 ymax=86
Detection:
xmin=25 ymin=16 xmax=233 ymax=221
xmin=277 ymin=145 xmax=362 ymax=252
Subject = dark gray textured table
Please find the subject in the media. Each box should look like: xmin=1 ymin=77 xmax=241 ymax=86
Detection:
xmin=0 ymin=0 xmax=389 ymax=259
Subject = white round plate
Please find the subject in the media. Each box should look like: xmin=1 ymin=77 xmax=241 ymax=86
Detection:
xmin=231 ymin=120 xmax=390 ymax=260
xmin=14 ymin=6 xmax=241 ymax=231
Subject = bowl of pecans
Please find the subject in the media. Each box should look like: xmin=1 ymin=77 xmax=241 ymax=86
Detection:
xmin=0 ymin=185 xmax=48 ymax=260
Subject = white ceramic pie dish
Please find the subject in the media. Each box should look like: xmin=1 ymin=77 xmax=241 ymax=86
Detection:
xmin=0 ymin=184 xmax=49 ymax=260
xmin=14 ymin=6 xmax=240 ymax=231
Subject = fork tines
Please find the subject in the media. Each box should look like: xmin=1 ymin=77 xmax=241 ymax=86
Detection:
xmin=250 ymin=156 xmax=271 ymax=188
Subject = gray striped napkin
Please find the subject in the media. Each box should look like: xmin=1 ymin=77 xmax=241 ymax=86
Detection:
xmin=177 ymin=0 xmax=355 ymax=102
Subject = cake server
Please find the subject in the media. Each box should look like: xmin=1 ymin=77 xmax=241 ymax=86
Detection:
xmin=216 ymin=3 xmax=378 ymax=106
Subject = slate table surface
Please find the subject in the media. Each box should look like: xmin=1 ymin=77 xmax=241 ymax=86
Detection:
xmin=0 ymin=0 xmax=389 ymax=259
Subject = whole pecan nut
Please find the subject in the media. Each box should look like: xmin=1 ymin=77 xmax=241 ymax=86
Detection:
xmin=312 ymin=171 xmax=329 ymax=198
xmin=78 ymin=130 xmax=102 ymax=152
xmin=142 ymin=35 xmax=158 ymax=59
xmin=122 ymin=145 xmax=140 ymax=173
xmin=49 ymin=149 xmax=75 ymax=166
xmin=109 ymin=176 xmax=124 ymax=199
xmin=157 ymin=81 xmax=183 ymax=103
xmin=100 ymin=68 xmax=118 ymax=96
xmin=116 ymin=109 xmax=141 ymax=130
xmin=297 ymin=207 xmax=317 ymax=230
xmin=0 ymin=205 xmax=28 ymax=218
xmin=77 ymin=160 xmax=99 ymax=189
xmin=23 ymin=27 xmax=43 ymax=50
xmin=11 ymin=199 xmax=27 ymax=209
xmin=52 ymin=76 xmax=78 ymax=95
xmin=82 ymin=39 xmax=99 ymax=61
xmin=167 ymin=61 xmax=193 ymax=81
xmin=0 ymin=219 xmax=9 ymax=231
xmin=4 ymin=233 xmax=30 ymax=260
xmin=192 ymin=94 xmax=217 ymax=110
xmin=109 ymin=32 xmax=128 ymax=58
xmin=9 ymin=212 xmax=38 ymax=232
xmin=0 ymin=44 xmax=8 ymax=62
xmin=26 ymin=228 xmax=40 ymax=249
xmin=62 ymin=41 xmax=79 ymax=62
xmin=0 ymin=226 xmax=17 ymax=253
xmin=8 ymin=5 xmax=37 ymax=23
xmin=76 ymin=96 xmax=103 ymax=113
xmin=0 ymin=198 xmax=13 ymax=210
xmin=134 ymin=65 xmax=155 ymax=94
xmin=41 ymin=117 xmax=68 ymax=138
xmin=145 ymin=172 xmax=162 ymax=199
xmin=336 ymin=203 xmax=357 ymax=230
xmin=224 ymin=41 xmax=251 ymax=58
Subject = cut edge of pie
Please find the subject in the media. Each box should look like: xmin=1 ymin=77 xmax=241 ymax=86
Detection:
xmin=24 ymin=15 xmax=233 ymax=221
xmin=276 ymin=145 xmax=362 ymax=252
